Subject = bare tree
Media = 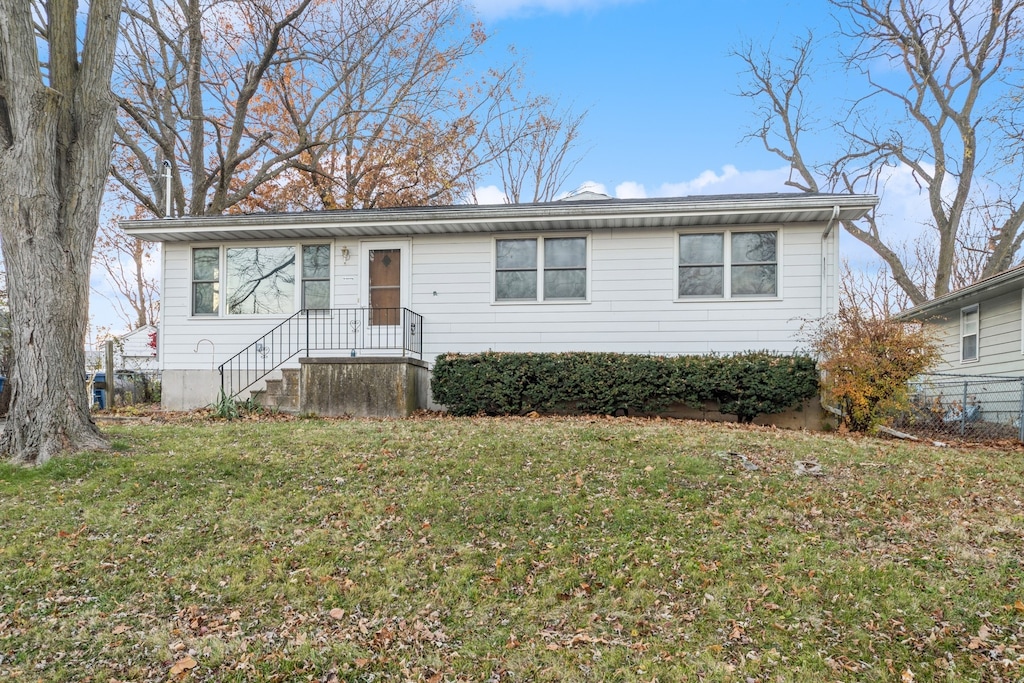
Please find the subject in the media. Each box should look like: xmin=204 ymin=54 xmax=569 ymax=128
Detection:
xmin=0 ymin=0 xmax=121 ymax=464
xmin=735 ymin=1 xmax=1024 ymax=305
xmin=93 ymin=219 xmax=160 ymax=329
xmin=486 ymin=97 xmax=588 ymax=203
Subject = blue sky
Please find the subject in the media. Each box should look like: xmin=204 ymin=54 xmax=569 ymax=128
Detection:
xmin=471 ymin=0 xmax=842 ymax=198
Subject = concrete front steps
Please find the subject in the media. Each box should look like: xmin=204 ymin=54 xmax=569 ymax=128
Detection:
xmin=250 ymin=358 xmax=430 ymax=417
xmin=252 ymin=368 xmax=300 ymax=413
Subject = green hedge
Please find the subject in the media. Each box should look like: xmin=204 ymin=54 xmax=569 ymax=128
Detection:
xmin=431 ymin=351 xmax=818 ymax=422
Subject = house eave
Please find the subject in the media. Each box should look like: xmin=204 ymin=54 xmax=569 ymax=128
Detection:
xmin=897 ymin=266 xmax=1024 ymax=321
xmin=120 ymin=193 xmax=879 ymax=243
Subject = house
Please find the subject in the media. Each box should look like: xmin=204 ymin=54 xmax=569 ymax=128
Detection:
xmin=113 ymin=324 xmax=160 ymax=372
xmin=88 ymin=325 xmax=159 ymax=373
xmin=897 ymin=265 xmax=1024 ymax=432
xmin=121 ymin=192 xmax=878 ymax=413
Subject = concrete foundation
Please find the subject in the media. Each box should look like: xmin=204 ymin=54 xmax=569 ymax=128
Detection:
xmin=657 ymin=396 xmax=832 ymax=430
xmin=299 ymin=357 xmax=430 ymax=418
xmin=161 ymin=369 xmax=223 ymax=410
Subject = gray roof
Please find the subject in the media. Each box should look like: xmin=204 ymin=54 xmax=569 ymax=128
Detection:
xmin=897 ymin=264 xmax=1024 ymax=320
xmin=121 ymin=192 xmax=878 ymax=243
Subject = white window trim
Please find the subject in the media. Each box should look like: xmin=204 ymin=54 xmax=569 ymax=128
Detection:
xmin=190 ymin=245 xmax=221 ymax=317
xmin=675 ymin=228 xmax=782 ymax=301
xmin=960 ymin=304 xmax=979 ymax=364
xmin=491 ymin=234 xmax=591 ymax=304
xmin=188 ymin=240 xmax=334 ymax=319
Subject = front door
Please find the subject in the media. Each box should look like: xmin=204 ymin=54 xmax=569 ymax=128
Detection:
xmin=368 ymin=248 xmax=401 ymax=326
xmin=361 ymin=240 xmax=410 ymax=332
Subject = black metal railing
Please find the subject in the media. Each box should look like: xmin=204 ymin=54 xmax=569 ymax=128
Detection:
xmin=218 ymin=307 xmax=423 ymax=398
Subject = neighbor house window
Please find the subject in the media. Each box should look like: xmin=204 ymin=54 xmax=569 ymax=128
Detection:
xmin=495 ymin=237 xmax=587 ymax=301
xmin=192 ymin=248 xmax=220 ymax=315
xmin=961 ymin=305 xmax=979 ymax=362
xmin=301 ymin=244 xmax=331 ymax=309
xmin=678 ymin=230 xmax=777 ymax=298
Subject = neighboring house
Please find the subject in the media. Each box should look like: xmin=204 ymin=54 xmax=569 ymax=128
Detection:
xmin=897 ymin=265 xmax=1024 ymax=430
xmin=90 ymin=325 xmax=159 ymax=373
xmin=897 ymin=265 xmax=1024 ymax=375
xmin=115 ymin=324 xmax=160 ymax=372
xmin=122 ymin=192 xmax=877 ymax=411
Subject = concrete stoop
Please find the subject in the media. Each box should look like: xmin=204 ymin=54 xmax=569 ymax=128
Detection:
xmin=254 ymin=368 xmax=301 ymax=413
xmin=299 ymin=357 xmax=430 ymax=418
xmin=252 ymin=358 xmax=430 ymax=417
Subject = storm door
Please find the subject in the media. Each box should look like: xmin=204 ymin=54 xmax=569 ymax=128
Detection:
xmin=368 ymin=248 xmax=402 ymax=326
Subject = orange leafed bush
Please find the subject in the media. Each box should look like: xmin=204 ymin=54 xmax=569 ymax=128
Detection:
xmin=807 ymin=306 xmax=940 ymax=431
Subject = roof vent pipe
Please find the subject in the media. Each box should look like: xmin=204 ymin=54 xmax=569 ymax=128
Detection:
xmin=163 ymin=160 xmax=172 ymax=219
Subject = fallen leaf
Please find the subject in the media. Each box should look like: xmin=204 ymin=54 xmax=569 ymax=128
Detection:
xmin=329 ymin=608 xmax=345 ymax=620
xmin=169 ymin=655 xmax=197 ymax=676
xmin=111 ymin=624 xmax=128 ymax=635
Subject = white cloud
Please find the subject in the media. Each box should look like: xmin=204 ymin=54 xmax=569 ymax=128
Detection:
xmin=470 ymin=0 xmax=641 ymax=21
xmin=656 ymin=164 xmax=793 ymax=197
xmin=473 ymin=185 xmax=509 ymax=204
xmin=614 ymin=181 xmax=646 ymax=199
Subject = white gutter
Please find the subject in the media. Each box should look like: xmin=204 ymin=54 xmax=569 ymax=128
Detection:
xmin=820 ymin=205 xmax=841 ymax=317
xmin=121 ymin=194 xmax=879 ymax=240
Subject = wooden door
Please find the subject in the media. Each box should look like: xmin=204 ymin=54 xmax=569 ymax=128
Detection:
xmin=368 ymin=248 xmax=401 ymax=326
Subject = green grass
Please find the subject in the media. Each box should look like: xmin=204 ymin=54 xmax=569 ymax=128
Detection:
xmin=0 ymin=415 xmax=1022 ymax=681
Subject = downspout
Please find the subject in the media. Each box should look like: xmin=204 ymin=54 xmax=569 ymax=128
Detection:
xmin=820 ymin=206 xmax=840 ymax=317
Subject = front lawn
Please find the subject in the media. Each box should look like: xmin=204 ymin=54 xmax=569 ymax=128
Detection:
xmin=0 ymin=416 xmax=1021 ymax=681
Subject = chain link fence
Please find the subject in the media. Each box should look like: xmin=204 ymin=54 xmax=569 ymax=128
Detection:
xmin=891 ymin=372 xmax=1024 ymax=444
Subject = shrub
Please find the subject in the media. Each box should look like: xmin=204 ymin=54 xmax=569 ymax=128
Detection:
xmin=806 ymin=306 xmax=939 ymax=431
xmin=431 ymin=351 xmax=818 ymax=422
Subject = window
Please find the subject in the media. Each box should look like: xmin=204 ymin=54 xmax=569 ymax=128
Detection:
xmin=192 ymin=243 xmax=330 ymax=316
xmin=495 ymin=237 xmax=587 ymax=301
xmin=192 ymin=248 xmax=220 ymax=315
xmin=301 ymin=245 xmax=331 ymax=309
xmin=678 ymin=230 xmax=777 ymax=298
xmin=961 ymin=305 xmax=979 ymax=362
xmin=226 ymin=246 xmax=296 ymax=315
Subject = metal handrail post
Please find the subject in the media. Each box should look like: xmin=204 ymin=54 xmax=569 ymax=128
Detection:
xmin=1018 ymin=378 xmax=1024 ymax=444
xmin=962 ymin=381 xmax=968 ymax=436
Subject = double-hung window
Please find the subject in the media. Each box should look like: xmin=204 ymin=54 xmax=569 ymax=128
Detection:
xmin=678 ymin=230 xmax=777 ymax=298
xmin=191 ymin=243 xmax=331 ymax=316
xmin=191 ymin=248 xmax=220 ymax=315
xmin=961 ymin=305 xmax=979 ymax=362
xmin=495 ymin=236 xmax=587 ymax=302
xmin=301 ymin=245 xmax=331 ymax=309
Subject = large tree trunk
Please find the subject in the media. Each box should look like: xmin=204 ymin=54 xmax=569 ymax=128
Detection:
xmin=0 ymin=0 xmax=122 ymax=465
